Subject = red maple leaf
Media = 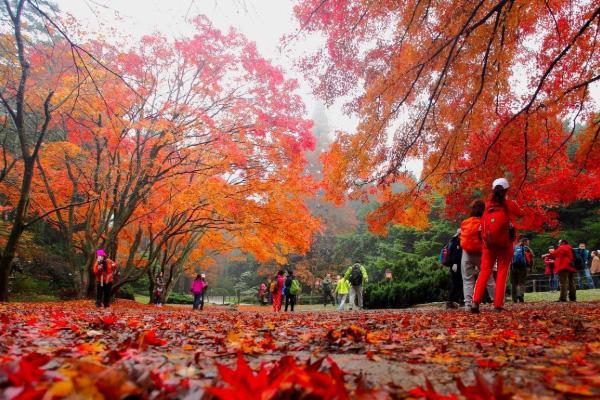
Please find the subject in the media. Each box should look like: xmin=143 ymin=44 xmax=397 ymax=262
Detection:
xmin=408 ymin=379 xmax=458 ymax=400
xmin=455 ymin=371 xmax=513 ymax=400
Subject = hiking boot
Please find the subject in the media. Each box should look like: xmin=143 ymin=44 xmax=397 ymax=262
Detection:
xmin=494 ymin=307 xmax=505 ymax=312
xmin=446 ymin=301 xmax=458 ymax=309
xmin=470 ymin=304 xmax=480 ymax=314
xmin=519 ymin=296 xmax=524 ymax=303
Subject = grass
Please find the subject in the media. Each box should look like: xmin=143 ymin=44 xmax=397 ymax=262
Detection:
xmin=10 ymin=294 xmax=60 ymax=302
xmin=525 ymin=288 xmax=600 ymax=302
xmin=134 ymin=293 xmax=151 ymax=304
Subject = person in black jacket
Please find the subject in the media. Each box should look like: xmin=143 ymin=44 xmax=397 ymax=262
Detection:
xmin=444 ymin=229 xmax=464 ymax=309
xmin=284 ymin=270 xmax=297 ymax=312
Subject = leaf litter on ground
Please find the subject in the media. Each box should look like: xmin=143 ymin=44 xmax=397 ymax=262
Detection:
xmin=0 ymin=300 xmax=599 ymax=399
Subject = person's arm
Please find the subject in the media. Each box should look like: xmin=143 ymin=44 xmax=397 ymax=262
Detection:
xmin=344 ymin=267 xmax=351 ymax=280
xmin=506 ymin=199 xmax=525 ymax=218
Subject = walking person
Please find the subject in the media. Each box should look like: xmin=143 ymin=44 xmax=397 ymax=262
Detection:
xmin=191 ymin=274 xmax=206 ymax=310
xmin=335 ymin=276 xmax=350 ymax=310
xmin=199 ymin=274 xmax=208 ymax=310
xmin=284 ymin=270 xmax=300 ymax=312
xmin=154 ymin=271 xmax=165 ymax=307
xmin=573 ymin=243 xmax=595 ymax=289
xmin=550 ymin=239 xmax=576 ymax=302
xmin=268 ymin=279 xmax=275 ymax=305
xmin=94 ymin=249 xmax=117 ymax=308
xmin=471 ymin=178 xmax=524 ymax=313
xmin=510 ymin=237 xmax=534 ymax=303
xmin=272 ymin=270 xmax=285 ymax=312
xmin=441 ymin=228 xmax=463 ymax=309
xmin=334 ymin=274 xmax=342 ymax=305
xmin=344 ymin=263 xmax=368 ymax=310
xmin=543 ymin=246 xmax=558 ymax=291
xmin=460 ymin=200 xmax=496 ymax=311
xmin=258 ymin=282 xmax=267 ymax=306
xmin=321 ymin=273 xmax=335 ymax=307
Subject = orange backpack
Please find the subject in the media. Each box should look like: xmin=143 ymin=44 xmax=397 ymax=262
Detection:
xmin=460 ymin=217 xmax=483 ymax=254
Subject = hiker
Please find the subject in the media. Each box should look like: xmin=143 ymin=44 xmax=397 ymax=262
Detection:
xmin=573 ymin=243 xmax=595 ymax=289
xmin=191 ymin=274 xmax=206 ymax=310
xmin=471 ymin=178 xmax=524 ymax=313
xmin=321 ymin=273 xmax=335 ymax=307
xmin=591 ymin=251 xmax=600 ymax=275
xmin=333 ymin=274 xmax=343 ymax=305
xmin=543 ymin=246 xmax=558 ymax=291
xmin=441 ymin=228 xmax=464 ymax=309
xmin=460 ymin=200 xmax=496 ymax=311
xmin=335 ymin=276 xmax=350 ymax=310
xmin=200 ymin=274 xmax=208 ymax=309
xmin=258 ymin=282 xmax=267 ymax=306
xmin=284 ymin=270 xmax=300 ymax=312
xmin=510 ymin=237 xmax=534 ymax=303
xmin=93 ymin=249 xmax=117 ymax=308
xmin=272 ymin=270 xmax=285 ymax=312
xmin=549 ymin=239 xmax=576 ymax=302
xmin=154 ymin=271 xmax=165 ymax=307
xmin=344 ymin=263 xmax=368 ymax=310
xmin=268 ymin=279 xmax=275 ymax=305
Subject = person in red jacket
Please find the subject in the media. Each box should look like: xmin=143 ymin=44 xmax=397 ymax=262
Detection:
xmin=549 ymin=239 xmax=576 ymax=302
xmin=471 ymin=178 xmax=524 ymax=313
xmin=542 ymin=246 xmax=558 ymax=291
xmin=94 ymin=249 xmax=117 ymax=308
xmin=272 ymin=270 xmax=285 ymax=312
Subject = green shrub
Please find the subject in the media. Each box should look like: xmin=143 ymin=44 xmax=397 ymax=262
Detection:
xmin=166 ymin=292 xmax=193 ymax=304
xmin=115 ymin=285 xmax=135 ymax=300
xmin=11 ymin=273 xmax=51 ymax=295
xmin=364 ymin=267 xmax=450 ymax=308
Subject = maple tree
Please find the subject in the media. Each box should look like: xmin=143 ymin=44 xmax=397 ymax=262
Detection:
xmin=292 ymin=0 xmax=600 ymax=233
xmin=0 ymin=6 xmax=320 ymax=300
xmin=0 ymin=0 xmax=116 ymax=301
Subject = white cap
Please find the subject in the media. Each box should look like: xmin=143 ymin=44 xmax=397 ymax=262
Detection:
xmin=492 ymin=178 xmax=509 ymax=189
xmin=201 ymin=273 xmax=206 ymax=278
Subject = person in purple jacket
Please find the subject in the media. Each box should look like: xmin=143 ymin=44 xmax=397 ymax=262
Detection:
xmin=191 ymin=274 xmax=207 ymax=310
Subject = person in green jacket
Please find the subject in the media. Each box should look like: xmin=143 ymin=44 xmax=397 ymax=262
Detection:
xmin=344 ymin=263 xmax=368 ymax=310
xmin=335 ymin=276 xmax=350 ymax=310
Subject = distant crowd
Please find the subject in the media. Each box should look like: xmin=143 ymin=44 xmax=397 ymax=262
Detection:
xmin=258 ymin=264 xmax=369 ymax=312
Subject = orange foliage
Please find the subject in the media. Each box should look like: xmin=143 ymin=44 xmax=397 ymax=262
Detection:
xmin=1 ymin=15 xmax=320 ymax=293
xmin=293 ymin=0 xmax=600 ymax=232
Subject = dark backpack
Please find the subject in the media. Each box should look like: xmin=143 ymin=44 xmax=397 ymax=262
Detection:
xmin=441 ymin=235 xmax=462 ymax=267
xmin=349 ymin=265 xmax=363 ymax=286
xmin=572 ymin=248 xmax=585 ymax=270
xmin=512 ymin=245 xmax=528 ymax=269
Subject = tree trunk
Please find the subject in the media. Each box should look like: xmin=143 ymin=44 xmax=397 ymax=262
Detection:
xmin=0 ymin=159 xmax=34 ymax=301
xmin=147 ymin=268 xmax=155 ymax=305
xmin=85 ymin=254 xmax=96 ymax=298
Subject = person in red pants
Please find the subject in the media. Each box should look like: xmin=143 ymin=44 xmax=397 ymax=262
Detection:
xmin=471 ymin=178 xmax=524 ymax=313
xmin=272 ymin=270 xmax=285 ymax=312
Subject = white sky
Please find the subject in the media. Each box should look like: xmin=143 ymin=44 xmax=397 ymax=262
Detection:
xmin=56 ymin=0 xmax=356 ymax=131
